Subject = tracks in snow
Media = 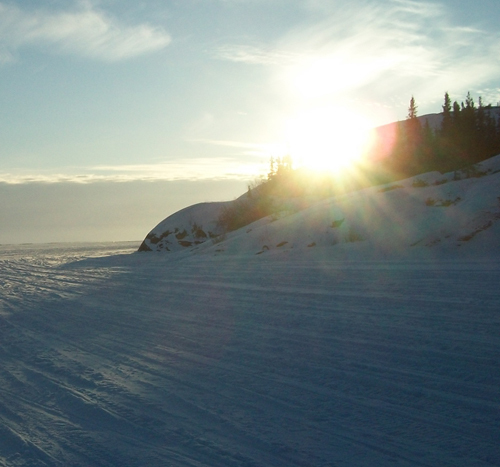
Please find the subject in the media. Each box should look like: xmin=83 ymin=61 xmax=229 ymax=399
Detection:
xmin=0 ymin=252 xmax=499 ymax=466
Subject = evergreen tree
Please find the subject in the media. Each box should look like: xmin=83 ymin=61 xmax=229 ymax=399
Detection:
xmin=452 ymin=100 xmax=461 ymax=125
xmin=461 ymin=92 xmax=477 ymax=164
xmin=385 ymin=91 xmax=500 ymax=180
xmin=405 ymin=96 xmax=422 ymax=174
xmin=384 ymin=96 xmax=423 ymax=177
xmin=419 ymin=118 xmax=437 ymax=172
xmin=451 ymin=100 xmax=465 ymax=164
xmin=407 ymin=96 xmax=418 ymax=120
xmin=435 ymin=92 xmax=455 ymax=172
xmin=465 ymin=91 xmax=475 ymax=109
xmin=483 ymin=106 xmax=498 ymax=158
xmin=268 ymin=157 xmax=276 ymax=180
xmin=476 ymin=96 xmax=487 ymax=158
xmin=441 ymin=92 xmax=452 ymax=136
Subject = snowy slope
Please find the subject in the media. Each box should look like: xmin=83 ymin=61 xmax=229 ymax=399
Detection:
xmin=138 ymin=201 xmax=231 ymax=252
xmin=139 ymin=154 xmax=500 ymax=259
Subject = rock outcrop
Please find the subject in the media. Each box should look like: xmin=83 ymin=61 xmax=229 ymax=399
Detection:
xmin=138 ymin=201 xmax=231 ymax=252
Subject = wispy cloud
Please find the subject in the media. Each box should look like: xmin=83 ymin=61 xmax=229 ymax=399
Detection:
xmin=216 ymin=0 xmax=500 ymax=110
xmin=287 ymin=0 xmax=500 ymax=98
xmin=214 ymin=44 xmax=298 ymax=65
xmin=0 ymin=157 xmax=262 ymax=184
xmin=193 ymin=139 xmax=283 ymax=158
xmin=0 ymin=2 xmax=171 ymax=62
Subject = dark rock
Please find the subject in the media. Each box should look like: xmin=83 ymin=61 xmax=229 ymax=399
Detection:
xmin=138 ymin=241 xmax=153 ymax=252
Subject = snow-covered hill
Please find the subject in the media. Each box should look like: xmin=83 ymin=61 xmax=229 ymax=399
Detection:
xmin=139 ymin=154 xmax=500 ymax=259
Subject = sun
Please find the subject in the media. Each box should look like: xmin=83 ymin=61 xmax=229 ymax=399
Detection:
xmin=284 ymin=107 xmax=375 ymax=173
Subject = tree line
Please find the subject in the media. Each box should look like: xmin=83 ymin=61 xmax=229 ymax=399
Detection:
xmin=383 ymin=92 xmax=500 ymax=178
xmin=217 ymin=92 xmax=500 ymax=233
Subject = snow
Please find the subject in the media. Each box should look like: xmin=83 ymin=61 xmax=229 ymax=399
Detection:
xmin=140 ymin=155 xmax=500 ymax=260
xmin=1 ymin=156 xmax=500 ymax=466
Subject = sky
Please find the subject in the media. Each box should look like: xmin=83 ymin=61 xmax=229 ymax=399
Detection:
xmin=1 ymin=0 xmax=500 ymax=244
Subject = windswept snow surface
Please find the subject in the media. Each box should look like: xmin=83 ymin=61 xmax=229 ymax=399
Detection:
xmin=1 ymin=242 xmax=499 ymax=466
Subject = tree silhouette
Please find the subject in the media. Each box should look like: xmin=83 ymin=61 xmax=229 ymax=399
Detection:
xmin=385 ymin=92 xmax=500 ymax=177
xmin=441 ymin=92 xmax=452 ymax=136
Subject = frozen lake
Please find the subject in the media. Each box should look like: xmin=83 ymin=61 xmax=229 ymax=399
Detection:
xmin=0 ymin=243 xmax=499 ymax=466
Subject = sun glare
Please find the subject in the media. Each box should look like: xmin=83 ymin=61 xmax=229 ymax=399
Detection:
xmin=284 ymin=107 xmax=375 ymax=173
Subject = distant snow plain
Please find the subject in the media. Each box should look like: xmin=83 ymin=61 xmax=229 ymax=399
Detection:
xmin=1 ymin=157 xmax=500 ymax=466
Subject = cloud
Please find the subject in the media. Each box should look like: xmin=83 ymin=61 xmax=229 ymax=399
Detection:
xmin=193 ymin=139 xmax=281 ymax=158
xmin=214 ymin=44 xmax=298 ymax=65
xmin=216 ymin=0 xmax=500 ymax=110
xmin=92 ymin=158 xmax=261 ymax=180
xmin=0 ymin=157 xmax=262 ymax=184
xmin=0 ymin=2 xmax=171 ymax=62
xmin=196 ymin=139 xmax=290 ymax=163
xmin=285 ymin=0 xmax=500 ymax=96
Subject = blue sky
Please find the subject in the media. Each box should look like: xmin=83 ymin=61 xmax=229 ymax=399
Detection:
xmin=1 ymin=0 xmax=500 ymax=243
